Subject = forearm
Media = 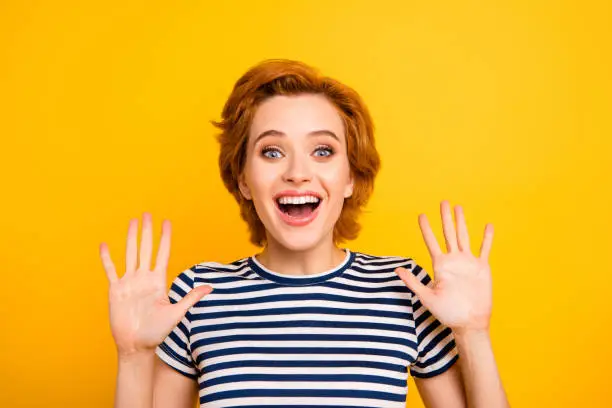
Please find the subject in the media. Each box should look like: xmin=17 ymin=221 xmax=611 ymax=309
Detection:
xmin=114 ymin=351 xmax=155 ymax=408
xmin=455 ymin=330 xmax=509 ymax=408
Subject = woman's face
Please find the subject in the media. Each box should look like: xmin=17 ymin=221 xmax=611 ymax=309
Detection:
xmin=239 ymin=93 xmax=354 ymax=251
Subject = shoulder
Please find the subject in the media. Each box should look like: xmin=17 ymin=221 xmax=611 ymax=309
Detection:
xmin=350 ymin=250 xmax=430 ymax=284
xmin=351 ymin=250 xmax=419 ymax=272
xmin=170 ymin=255 xmax=255 ymax=290
xmin=193 ymin=257 xmax=251 ymax=274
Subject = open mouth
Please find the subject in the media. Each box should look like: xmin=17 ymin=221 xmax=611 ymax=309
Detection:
xmin=275 ymin=195 xmax=322 ymax=218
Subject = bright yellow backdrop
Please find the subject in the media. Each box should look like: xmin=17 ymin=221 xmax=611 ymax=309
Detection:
xmin=1 ymin=1 xmax=610 ymax=407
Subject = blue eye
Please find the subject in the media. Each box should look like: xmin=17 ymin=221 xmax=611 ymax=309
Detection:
xmin=314 ymin=146 xmax=334 ymax=157
xmin=261 ymin=147 xmax=283 ymax=159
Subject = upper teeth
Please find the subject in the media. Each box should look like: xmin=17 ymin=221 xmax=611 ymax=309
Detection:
xmin=277 ymin=195 xmax=320 ymax=205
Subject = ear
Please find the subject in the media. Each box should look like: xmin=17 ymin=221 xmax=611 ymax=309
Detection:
xmin=238 ymin=174 xmax=252 ymax=200
xmin=344 ymin=173 xmax=354 ymax=198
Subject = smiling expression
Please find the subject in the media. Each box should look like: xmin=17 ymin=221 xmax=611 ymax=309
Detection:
xmin=238 ymin=93 xmax=354 ymax=251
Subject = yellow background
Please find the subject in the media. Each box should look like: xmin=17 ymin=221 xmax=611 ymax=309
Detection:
xmin=1 ymin=1 xmax=610 ymax=407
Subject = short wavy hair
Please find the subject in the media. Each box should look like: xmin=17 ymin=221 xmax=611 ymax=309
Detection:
xmin=212 ymin=59 xmax=380 ymax=247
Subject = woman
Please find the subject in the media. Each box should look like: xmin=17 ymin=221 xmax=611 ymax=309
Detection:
xmin=99 ymin=59 xmax=509 ymax=408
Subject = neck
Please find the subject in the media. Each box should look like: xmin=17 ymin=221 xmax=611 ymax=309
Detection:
xmin=255 ymin=235 xmax=347 ymax=276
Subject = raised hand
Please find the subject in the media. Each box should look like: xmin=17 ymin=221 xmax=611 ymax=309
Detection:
xmin=395 ymin=201 xmax=494 ymax=334
xmin=99 ymin=213 xmax=213 ymax=356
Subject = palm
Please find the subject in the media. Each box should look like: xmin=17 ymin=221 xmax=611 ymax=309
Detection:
xmin=108 ymin=269 xmax=174 ymax=352
xmin=396 ymin=201 xmax=494 ymax=333
xmin=100 ymin=214 xmax=212 ymax=355
xmin=427 ymin=250 xmax=492 ymax=330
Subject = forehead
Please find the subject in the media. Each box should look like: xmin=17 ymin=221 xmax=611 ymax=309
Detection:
xmin=249 ymin=94 xmax=345 ymax=141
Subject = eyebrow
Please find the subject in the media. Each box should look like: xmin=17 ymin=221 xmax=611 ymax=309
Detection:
xmin=254 ymin=129 xmax=340 ymax=145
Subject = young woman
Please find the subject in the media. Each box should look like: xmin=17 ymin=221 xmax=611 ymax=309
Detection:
xmin=99 ymin=59 xmax=510 ymax=408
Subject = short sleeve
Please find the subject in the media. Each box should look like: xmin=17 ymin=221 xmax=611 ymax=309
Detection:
xmin=409 ymin=264 xmax=459 ymax=378
xmin=155 ymin=268 xmax=199 ymax=380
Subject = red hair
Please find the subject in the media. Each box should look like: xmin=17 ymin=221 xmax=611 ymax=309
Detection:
xmin=212 ymin=59 xmax=380 ymax=247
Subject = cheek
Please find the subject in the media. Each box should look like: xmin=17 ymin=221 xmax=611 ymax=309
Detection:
xmin=321 ymin=165 xmax=352 ymax=195
xmin=245 ymin=161 xmax=277 ymax=198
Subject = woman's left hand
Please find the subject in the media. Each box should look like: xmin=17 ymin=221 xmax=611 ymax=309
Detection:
xmin=395 ymin=200 xmax=494 ymax=335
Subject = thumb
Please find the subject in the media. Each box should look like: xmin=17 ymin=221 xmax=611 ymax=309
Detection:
xmin=395 ymin=267 xmax=434 ymax=305
xmin=175 ymin=285 xmax=214 ymax=315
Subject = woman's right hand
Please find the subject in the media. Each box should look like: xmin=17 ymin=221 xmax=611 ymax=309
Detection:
xmin=99 ymin=213 xmax=213 ymax=357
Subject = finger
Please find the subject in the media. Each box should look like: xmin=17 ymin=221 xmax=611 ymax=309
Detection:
xmin=441 ymin=200 xmax=458 ymax=252
xmin=99 ymin=242 xmax=118 ymax=283
xmin=454 ymin=205 xmax=471 ymax=252
xmin=395 ymin=267 xmax=434 ymax=306
xmin=139 ymin=212 xmax=153 ymax=272
xmin=125 ymin=218 xmax=138 ymax=275
xmin=418 ymin=214 xmax=443 ymax=258
xmin=175 ymin=285 xmax=214 ymax=316
xmin=479 ymin=223 xmax=494 ymax=261
xmin=154 ymin=219 xmax=171 ymax=275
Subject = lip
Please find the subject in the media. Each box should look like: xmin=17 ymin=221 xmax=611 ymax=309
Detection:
xmin=273 ymin=190 xmax=323 ymax=200
xmin=273 ymin=190 xmax=323 ymax=227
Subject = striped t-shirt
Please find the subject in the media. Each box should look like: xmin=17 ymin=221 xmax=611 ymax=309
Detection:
xmin=156 ymin=249 xmax=458 ymax=407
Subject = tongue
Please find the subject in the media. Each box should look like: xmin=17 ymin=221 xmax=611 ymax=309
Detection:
xmin=286 ymin=204 xmax=313 ymax=218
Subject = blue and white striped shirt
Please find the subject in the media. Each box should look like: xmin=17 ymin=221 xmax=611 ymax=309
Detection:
xmin=156 ymin=249 xmax=458 ymax=407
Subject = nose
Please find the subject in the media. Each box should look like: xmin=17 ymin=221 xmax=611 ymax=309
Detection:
xmin=282 ymin=155 xmax=312 ymax=184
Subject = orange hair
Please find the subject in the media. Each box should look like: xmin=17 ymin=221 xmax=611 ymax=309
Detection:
xmin=212 ymin=59 xmax=380 ymax=247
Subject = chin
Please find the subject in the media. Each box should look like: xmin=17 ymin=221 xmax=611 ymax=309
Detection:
xmin=267 ymin=228 xmax=329 ymax=252
xmin=257 ymin=199 xmax=342 ymax=252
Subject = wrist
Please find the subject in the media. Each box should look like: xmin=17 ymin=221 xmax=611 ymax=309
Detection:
xmin=453 ymin=328 xmax=491 ymax=347
xmin=117 ymin=348 xmax=156 ymax=364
